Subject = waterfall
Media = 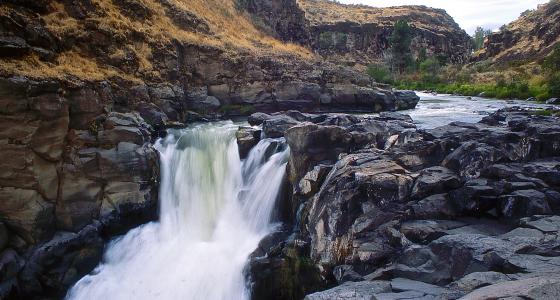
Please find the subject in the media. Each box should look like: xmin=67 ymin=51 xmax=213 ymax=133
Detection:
xmin=66 ymin=121 xmax=289 ymax=300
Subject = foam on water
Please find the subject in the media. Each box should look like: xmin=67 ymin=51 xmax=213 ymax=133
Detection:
xmin=66 ymin=122 xmax=289 ymax=300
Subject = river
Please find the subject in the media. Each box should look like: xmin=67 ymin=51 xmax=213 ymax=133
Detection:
xmin=65 ymin=94 xmax=553 ymax=299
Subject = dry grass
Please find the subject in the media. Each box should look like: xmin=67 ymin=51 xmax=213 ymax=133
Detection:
xmin=297 ymin=0 xmax=457 ymax=33
xmin=0 ymin=51 xmax=141 ymax=82
xmin=1 ymin=0 xmax=314 ymax=81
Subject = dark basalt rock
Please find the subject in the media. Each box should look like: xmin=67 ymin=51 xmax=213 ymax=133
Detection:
xmin=236 ymin=126 xmax=261 ymax=159
xmin=0 ymin=36 xmax=29 ymax=57
xmin=240 ymin=108 xmax=560 ymax=300
xmin=0 ymin=77 xmax=160 ymax=299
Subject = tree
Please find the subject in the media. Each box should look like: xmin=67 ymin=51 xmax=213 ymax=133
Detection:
xmin=472 ymin=27 xmax=493 ymax=51
xmin=543 ymin=44 xmax=560 ymax=72
xmin=543 ymin=44 xmax=560 ymax=97
xmin=520 ymin=9 xmax=533 ymax=17
xmin=389 ymin=20 xmax=413 ymax=74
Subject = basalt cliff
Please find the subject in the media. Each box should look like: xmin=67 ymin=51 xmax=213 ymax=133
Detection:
xmin=0 ymin=0 xmax=473 ymax=299
xmin=474 ymin=0 xmax=560 ymax=64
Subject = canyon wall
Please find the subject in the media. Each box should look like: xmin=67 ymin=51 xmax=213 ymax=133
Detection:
xmin=473 ymin=0 xmax=560 ymax=64
xmin=0 ymin=0 xmax=471 ymax=298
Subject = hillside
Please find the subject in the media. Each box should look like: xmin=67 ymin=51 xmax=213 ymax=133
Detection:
xmin=0 ymin=0 xmax=311 ymax=82
xmin=474 ymin=0 xmax=560 ymax=64
xmin=298 ymin=0 xmax=472 ymax=66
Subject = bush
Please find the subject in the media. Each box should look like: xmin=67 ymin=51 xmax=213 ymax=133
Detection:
xmin=549 ymin=73 xmax=560 ymax=97
xmin=367 ymin=64 xmax=393 ymax=84
xmin=318 ymin=32 xmax=332 ymax=49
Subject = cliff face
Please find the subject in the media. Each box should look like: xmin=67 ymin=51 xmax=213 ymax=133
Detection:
xmin=0 ymin=1 xmax=421 ymax=298
xmin=474 ymin=0 xmax=560 ymax=63
xmin=298 ymin=0 xmax=472 ymax=66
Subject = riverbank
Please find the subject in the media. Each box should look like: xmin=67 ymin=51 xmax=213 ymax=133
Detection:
xmin=241 ymin=106 xmax=560 ymax=300
xmin=396 ymin=81 xmax=550 ymax=101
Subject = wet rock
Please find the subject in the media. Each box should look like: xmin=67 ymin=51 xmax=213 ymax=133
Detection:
xmin=394 ymin=91 xmax=421 ymax=110
xmin=298 ymin=164 xmax=332 ymax=198
xmin=395 ymin=234 xmax=521 ymax=285
xmin=248 ymin=112 xmax=272 ymax=126
xmin=236 ymin=127 xmax=261 ymax=159
xmin=448 ymin=179 xmax=500 ymax=215
xmin=263 ymin=115 xmax=301 ymax=138
xmin=19 ymin=223 xmax=104 ymax=297
xmin=410 ymin=167 xmax=461 ymax=200
xmin=333 ymin=265 xmax=364 ymax=283
xmin=546 ymin=98 xmax=560 ymax=105
xmin=449 ymin=271 xmax=511 ymax=294
xmin=409 ymin=194 xmax=457 ymax=220
xmin=442 ymin=142 xmax=504 ymax=179
xmin=400 ymin=220 xmax=465 ymax=244
xmin=0 ymin=249 xmax=24 ymax=298
xmin=136 ymin=102 xmax=169 ymax=128
xmin=499 ymin=190 xmax=552 ymax=218
xmin=304 ymin=281 xmax=391 ymax=300
xmin=247 ymin=236 xmax=324 ymax=300
xmin=0 ymin=223 xmax=8 ymax=252
xmin=462 ymin=276 xmax=560 ymax=300
xmin=390 ymin=277 xmax=449 ymax=297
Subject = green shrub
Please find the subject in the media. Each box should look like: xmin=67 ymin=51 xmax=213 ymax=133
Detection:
xmin=367 ymin=64 xmax=393 ymax=84
xmin=318 ymin=32 xmax=332 ymax=49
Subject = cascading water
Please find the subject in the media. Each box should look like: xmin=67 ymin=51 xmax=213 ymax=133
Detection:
xmin=66 ymin=121 xmax=289 ymax=300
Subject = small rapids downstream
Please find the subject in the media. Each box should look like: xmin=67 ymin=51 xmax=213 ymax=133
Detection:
xmin=67 ymin=122 xmax=289 ymax=300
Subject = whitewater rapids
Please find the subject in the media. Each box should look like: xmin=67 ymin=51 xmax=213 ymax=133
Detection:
xmin=66 ymin=122 xmax=289 ymax=300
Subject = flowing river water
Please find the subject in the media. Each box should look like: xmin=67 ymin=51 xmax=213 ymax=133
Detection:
xmin=66 ymin=94 xmax=554 ymax=299
xmin=67 ymin=122 xmax=289 ymax=300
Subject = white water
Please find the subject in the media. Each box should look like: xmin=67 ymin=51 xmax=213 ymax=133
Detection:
xmin=66 ymin=122 xmax=289 ymax=300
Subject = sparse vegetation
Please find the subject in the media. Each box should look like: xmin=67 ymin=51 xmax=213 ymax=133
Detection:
xmin=389 ymin=20 xmax=413 ymax=74
xmin=0 ymin=0 xmax=313 ymax=81
xmin=364 ymin=14 xmax=560 ymax=101
xmin=472 ymin=27 xmax=493 ymax=51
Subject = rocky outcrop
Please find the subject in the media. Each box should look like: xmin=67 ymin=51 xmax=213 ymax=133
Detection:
xmin=473 ymin=0 xmax=560 ymax=63
xmin=242 ymin=108 xmax=560 ymax=300
xmin=298 ymin=0 xmax=472 ymax=66
xmin=239 ymin=0 xmax=310 ymax=44
xmin=0 ymin=77 xmax=159 ymax=299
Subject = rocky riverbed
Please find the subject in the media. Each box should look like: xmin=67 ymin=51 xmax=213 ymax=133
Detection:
xmin=242 ymin=105 xmax=560 ymax=300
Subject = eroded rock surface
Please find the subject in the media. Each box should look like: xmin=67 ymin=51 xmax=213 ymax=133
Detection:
xmin=0 ymin=77 xmax=159 ymax=299
xmin=242 ymin=108 xmax=560 ymax=300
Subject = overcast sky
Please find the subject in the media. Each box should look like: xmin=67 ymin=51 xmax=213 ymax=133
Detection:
xmin=337 ymin=0 xmax=549 ymax=34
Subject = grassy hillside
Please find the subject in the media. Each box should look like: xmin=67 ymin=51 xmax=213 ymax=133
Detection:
xmin=0 ymin=0 xmax=312 ymax=82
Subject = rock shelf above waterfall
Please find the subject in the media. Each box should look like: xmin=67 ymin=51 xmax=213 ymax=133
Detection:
xmin=241 ymin=108 xmax=560 ymax=300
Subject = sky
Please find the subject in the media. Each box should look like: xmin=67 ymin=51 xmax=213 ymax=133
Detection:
xmin=337 ymin=0 xmax=549 ymax=35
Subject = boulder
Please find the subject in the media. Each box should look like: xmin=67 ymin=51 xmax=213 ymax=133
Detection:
xmin=546 ymin=98 xmax=560 ymax=105
xmin=236 ymin=127 xmax=261 ymax=159
xmin=449 ymin=271 xmax=511 ymax=294
xmin=499 ymin=190 xmax=552 ymax=218
xmin=0 ymin=249 xmax=24 ymax=298
xmin=409 ymin=194 xmax=457 ymax=220
xmin=410 ymin=167 xmax=461 ymax=200
xmin=304 ymin=281 xmax=391 ymax=300
xmin=0 ymin=36 xmax=30 ymax=57
xmin=18 ymin=223 xmax=104 ymax=297
xmin=462 ymin=276 xmax=560 ymax=300
xmin=136 ymin=102 xmax=169 ymax=128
